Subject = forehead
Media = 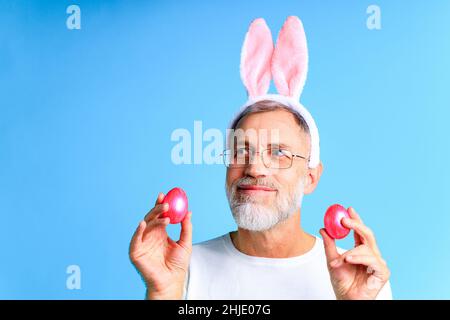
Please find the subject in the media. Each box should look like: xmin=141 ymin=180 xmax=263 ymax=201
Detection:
xmin=232 ymin=109 xmax=310 ymax=150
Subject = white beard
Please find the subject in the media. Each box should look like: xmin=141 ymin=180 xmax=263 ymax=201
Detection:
xmin=226 ymin=177 xmax=305 ymax=232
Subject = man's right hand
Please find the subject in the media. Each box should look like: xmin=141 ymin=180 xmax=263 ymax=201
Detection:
xmin=129 ymin=192 xmax=193 ymax=300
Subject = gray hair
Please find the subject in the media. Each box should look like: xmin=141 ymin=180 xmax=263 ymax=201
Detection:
xmin=230 ymin=100 xmax=310 ymax=135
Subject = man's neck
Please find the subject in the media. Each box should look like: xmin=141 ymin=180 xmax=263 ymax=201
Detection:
xmin=230 ymin=211 xmax=316 ymax=258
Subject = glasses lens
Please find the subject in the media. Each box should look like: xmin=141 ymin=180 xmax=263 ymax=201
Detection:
xmin=263 ymin=148 xmax=293 ymax=169
xmin=223 ymin=148 xmax=249 ymax=167
xmin=235 ymin=148 xmax=249 ymax=166
xmin=224 ymin=148 xmax=295 ymax=168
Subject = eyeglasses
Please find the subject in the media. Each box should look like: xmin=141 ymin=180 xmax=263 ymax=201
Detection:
xmin=221 ymin=147 xmax=309 ymax=169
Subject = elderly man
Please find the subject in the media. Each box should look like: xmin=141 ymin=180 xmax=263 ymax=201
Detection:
xmin=129 ymin=16 xmax=392 ymax=300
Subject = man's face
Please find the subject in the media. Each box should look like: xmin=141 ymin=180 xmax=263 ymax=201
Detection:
xmin=225 ymin=109 xmax=312 ymax=231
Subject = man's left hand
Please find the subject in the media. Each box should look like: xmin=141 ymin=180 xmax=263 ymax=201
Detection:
xmin=320 ymin=207 xmax=391 ymax=300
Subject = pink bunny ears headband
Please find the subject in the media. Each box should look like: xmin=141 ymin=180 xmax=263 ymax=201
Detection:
xmin=229 ymin=16 xmax=320 ymax=169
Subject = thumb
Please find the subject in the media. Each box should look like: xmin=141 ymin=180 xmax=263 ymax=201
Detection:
xmin=155 ymin=192 xmax=165 ymax=206
xmin=320 ymin=228 xmax=340 ymax=264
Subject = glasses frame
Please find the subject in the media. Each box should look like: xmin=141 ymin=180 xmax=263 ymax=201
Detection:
xmin=220 ymin=147 xmax=310 ymax=169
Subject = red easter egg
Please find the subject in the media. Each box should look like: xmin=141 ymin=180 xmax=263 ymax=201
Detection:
xmin=324 ymin=204 xmax=350 ymax=239
xmin=162 ymin=187 xmax=188 ymax=224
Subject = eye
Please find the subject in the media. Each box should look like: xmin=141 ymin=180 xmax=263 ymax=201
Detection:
xmin=235 ymin=148 xmax=249 ymax=157
xmin=272 ymin=148 xmax=287 ymax=157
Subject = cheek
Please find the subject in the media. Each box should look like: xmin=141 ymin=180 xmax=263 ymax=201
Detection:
xmin=226 ymin=168 xmax=243 ymax=188
xmin=275 ymin=171 xmax=301 ymax=193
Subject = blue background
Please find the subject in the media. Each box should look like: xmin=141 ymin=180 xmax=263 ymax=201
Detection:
xmin=1 ymin=0 xmax=449 ymax=299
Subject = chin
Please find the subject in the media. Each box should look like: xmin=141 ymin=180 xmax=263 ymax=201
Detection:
xmin=231 ymin=203 xmax=281 ymax=231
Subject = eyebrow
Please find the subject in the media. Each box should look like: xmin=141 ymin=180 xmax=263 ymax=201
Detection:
xmin=267 ymin=142 xmax=292 ymax=149
xmin=235 ymin=140 xmax=292 ymax=149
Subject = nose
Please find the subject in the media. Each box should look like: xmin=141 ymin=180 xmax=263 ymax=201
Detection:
xmin=244 ymin=150 xmax=270 ymax=178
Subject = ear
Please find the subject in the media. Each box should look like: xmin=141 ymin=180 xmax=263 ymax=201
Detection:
xmin=272 ymin=16 xmax=308 ymax=100
xmin=240 ymin=18 xmax=274 ymax=98
xmin=303 ymin=161 xmax=323 ymax=195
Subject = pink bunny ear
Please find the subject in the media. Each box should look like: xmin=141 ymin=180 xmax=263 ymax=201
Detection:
xmin=272 ymin=16 xmax=308 ymax=100
xmin=240 ymin=18 xmax=274 ymax=98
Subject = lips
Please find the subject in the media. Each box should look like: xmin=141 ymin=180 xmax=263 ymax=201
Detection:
xmin=237 ymin=185 xmax=277 ymax=192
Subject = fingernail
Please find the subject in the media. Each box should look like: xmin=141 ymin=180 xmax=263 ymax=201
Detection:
xmin=330 ymin=259 xmax=339 ymax=267
xmin=163 ymin=203 xmax=169 ymax=210
xmin=346 ymin=255 xmax=353 ymax=261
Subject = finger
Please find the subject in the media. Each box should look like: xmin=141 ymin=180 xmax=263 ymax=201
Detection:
xmin=341 ymin=244 xmax=373 ymax=258
xmin=319 ymin=228 xmax=340 ymax=265
xmin=344 ymin=254 xmax=379 ymax=268
xmin=348 ymin=207 xmax=363 ymax=246
xmin=144 ymin=192 xmax=166 ymax=221
xmin=341 ymin=217 xmax=381 ymax=256
xmin=141 ymin=217 xmax=170 ymax=242
xmin=367 ymin=274 xmax=386 ymax=291
xmin=343 ymin=255 xmax=389 ymax=284
xmin=353 ymin=230 xmax=363 ymax=247
xmin=150 ymin=216 xmax=171 ymax=227
xmin=144 ymin=203 xmax=169 ymax=222
xmin=329 ymin=245 xmax=373 ymax=268
xmin=348 ymin=207 xmax=363 ymax=224
xmin=155 ymin=192 xmax=165 ymax=206
xmin=130 ymin=220 xmax=147 ymax=252
xmin=178 ymin=211 xmax=193 ymax=250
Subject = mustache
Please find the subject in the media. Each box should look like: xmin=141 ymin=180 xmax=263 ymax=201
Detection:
xmin=234 ymin=177 xmax=279 ymax=190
